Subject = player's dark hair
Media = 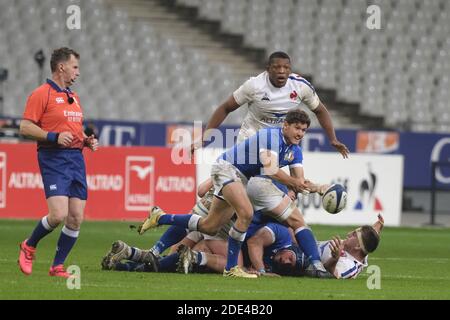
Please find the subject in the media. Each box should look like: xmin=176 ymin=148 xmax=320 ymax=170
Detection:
xmin=268 ymin=51 xmax=291 ymax=65
xmin=285 ymin=109 xmax=311 ymax=127
xmin=360 ymin=225 xmax=380 ymax=253
xmin=50 ymin=47 xmax=80 ymax=73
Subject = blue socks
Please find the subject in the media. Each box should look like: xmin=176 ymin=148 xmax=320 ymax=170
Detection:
xmin=295 ymin=227 xmax=321 ymax=263
xmin=225 ymin=226 xmax=246 ymax=271
xmin=158 ymin=253 xmax=179 ymax=272
xmin=52 ymin=226 xmax=79 ymax=267
xmin=27 ymin=216 xmax=55 ymax=248
xmin=158 ymin=214 xmax=192 ymax=229
xmin=151 ymin=226 xmax=188 ymax=256
xmin=158 ymin=214 xmax=201 ymax=232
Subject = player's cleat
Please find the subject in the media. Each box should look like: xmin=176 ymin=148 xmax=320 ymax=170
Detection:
xmin=49 ymin=264 xmax=71 ymax=278
xmin=303 ymin=260 xmax=332 ymax=278
xmin=18 ymin=239 xmax=36 ymax=275
xmin=101 ymin=240 xmax=131 ymax=270
xmin=142 ymin=250 xmax=160 ymax=272
xmin=223 ymin=266 xmax=258 ymax=278
xmin=137 ymin=206 xmax=165 ymax=235
xmin=176 ymin=244 xmax=196 ymax=274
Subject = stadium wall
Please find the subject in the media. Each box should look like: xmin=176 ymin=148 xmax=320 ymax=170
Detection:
xmin=92 ymin=120 xmax=450 ymax=190
xmin=0 ymin=144 xmax=196 ymax=221
xmin=196 ymin=149 xmax=403 ymax=227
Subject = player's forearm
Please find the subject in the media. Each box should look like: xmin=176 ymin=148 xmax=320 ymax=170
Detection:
xmin=247 ymin=244 xmax=265 ymax=272
xmin=305 ymin=182 xmax=329 ymax=195
xmin=19 ymin=120 xmax=51 ymax=141
xmin=203 ymin=97 xmax=240 ymax=143
xmin=203 ymin=104 xmax=232 ymax=141
xmin=204 ymin=108 xmax=227 ymax=138
xmin=314 ymin=104 xmax=338 ymax=142
xmin=373 ymin=221 xmax=384 ymax=234
xmin=270 ymin=169 xmax=303 ymax=191
xmin=323 ymin=258 xmax=339 ymax=278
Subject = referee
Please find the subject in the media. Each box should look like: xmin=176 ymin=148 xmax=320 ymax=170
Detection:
xmin=18 ymin=47 xmax=98 ymax=278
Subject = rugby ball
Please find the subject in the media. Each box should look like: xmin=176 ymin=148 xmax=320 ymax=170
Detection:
xmin=322 ymin=184 xmax=347 ymax=214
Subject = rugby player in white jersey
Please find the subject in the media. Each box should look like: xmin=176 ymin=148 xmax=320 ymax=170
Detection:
xmin=192 ymin=51 xmax=349 ymax=156
xmin=247 ymin=214 xmax=384 ymax=279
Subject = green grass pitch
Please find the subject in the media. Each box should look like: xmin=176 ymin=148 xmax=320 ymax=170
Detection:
xmin=1 ymin=219 xmax=449 ymax=300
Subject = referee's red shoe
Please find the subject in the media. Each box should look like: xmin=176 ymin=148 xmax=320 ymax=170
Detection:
xmin=18 ymin=239 xmax=36 ymax=275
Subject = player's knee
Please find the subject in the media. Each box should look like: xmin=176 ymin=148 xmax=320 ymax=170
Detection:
xmin=47 ymin=212 xmax=66 ymax=226
xmin=66 ymin=213 xmax=84 ymax=229
xmin=199 ymin=220 xmax=220 ymax=236
xmin=286 ymin=210 xmax=305 ymax=229
xmin=237 ymin=208 xmax=253 ymax=228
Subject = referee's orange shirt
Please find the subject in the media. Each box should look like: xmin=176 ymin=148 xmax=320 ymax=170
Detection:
xmin=23 ymin=79 xmax=85 ymax=149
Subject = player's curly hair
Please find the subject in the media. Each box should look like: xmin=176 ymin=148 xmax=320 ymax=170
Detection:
xmin=50 ymin=47 xmax=80 ymax=73
xmin=285 ymin=109 xmax=311 ymax=127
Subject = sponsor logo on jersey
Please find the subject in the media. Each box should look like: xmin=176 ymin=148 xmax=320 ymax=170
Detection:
xmin=284 ymin=150 xmax=294 ymax=162
xmin=261 ymin=92 xmax=270 ymax=101
xmin=290 ymin=90 xmax=298 ymax=100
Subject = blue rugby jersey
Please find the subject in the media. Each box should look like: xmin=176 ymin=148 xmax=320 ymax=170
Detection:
xmin=219 ymin=127 xmax=303 ymax=179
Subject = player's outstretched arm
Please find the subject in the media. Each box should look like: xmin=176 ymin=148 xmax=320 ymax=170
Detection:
xmin=312 ymin=102 xmax=349 ymax=158
xmin=373 ymin=214 xmax=384 ymax=234
xmin=190 ymin=95 xmax=241 ymax=154
xmin=260 ymin=151 xmax=309 ymax=193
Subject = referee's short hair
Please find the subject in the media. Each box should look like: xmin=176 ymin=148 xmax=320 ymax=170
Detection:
xmin=50 ymin=47 xmax=80 ymax=73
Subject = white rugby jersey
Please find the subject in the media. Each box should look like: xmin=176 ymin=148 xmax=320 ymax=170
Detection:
xmin=318 ymin=241 xmax=368 ymax=279
xmin=233 ymin=71 xmax=320 ymax=142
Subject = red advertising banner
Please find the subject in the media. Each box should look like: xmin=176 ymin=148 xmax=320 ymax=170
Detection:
xmin=0 ymin=144 xmax=196 ymax=221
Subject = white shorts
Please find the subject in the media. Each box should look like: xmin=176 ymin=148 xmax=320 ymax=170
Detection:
xmin=247 ymin=176 xmax=293 ymax=222
xmin=190 ymin=197 xmax=235 ymax=241
xmin=186 ymin=231 xmax=204 ymax=243
xmin=211 ymin=159 xmax=248 ymax=200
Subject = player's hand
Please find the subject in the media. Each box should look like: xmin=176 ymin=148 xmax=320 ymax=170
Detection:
xmin=377 ymin=213 xmax=384 ymax=225
xmin=58 ymin=131 xmax=73 ymax=147
xmin=85 ymin=135 xmax=98 ymax=151
xmin=190 ymin=140 xmax=203 ymax=155
xmin=373 ymin=213 xmax=384 ymax=234
xmin=287 ymin=189 xmax=297 ymax=201
xmin=292 ymin=180 xmax=311 ymax=195
xmin=328 ymin=236 xmax=344 ymax=259
xmin=260 ymin=272 xmax=281 ymax=278
xmin=331 ymin=139 xmax=349 ymax=159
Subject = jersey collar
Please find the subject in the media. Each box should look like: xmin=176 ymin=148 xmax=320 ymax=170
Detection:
xmin=46 ymin=78 xmax=72 ymax=93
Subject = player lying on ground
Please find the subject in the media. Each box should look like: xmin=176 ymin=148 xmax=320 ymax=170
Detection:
xmin=101 ymin=214 xmax=383 ymax=279
xmin=245 ymin=214 xmax=384 ymax=279
xmin=101 ymin=212 xmax=292 ymax=277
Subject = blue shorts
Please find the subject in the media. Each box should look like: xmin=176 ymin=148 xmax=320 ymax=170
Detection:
xmin=38 ymin=149 xmax=87 ymax=200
